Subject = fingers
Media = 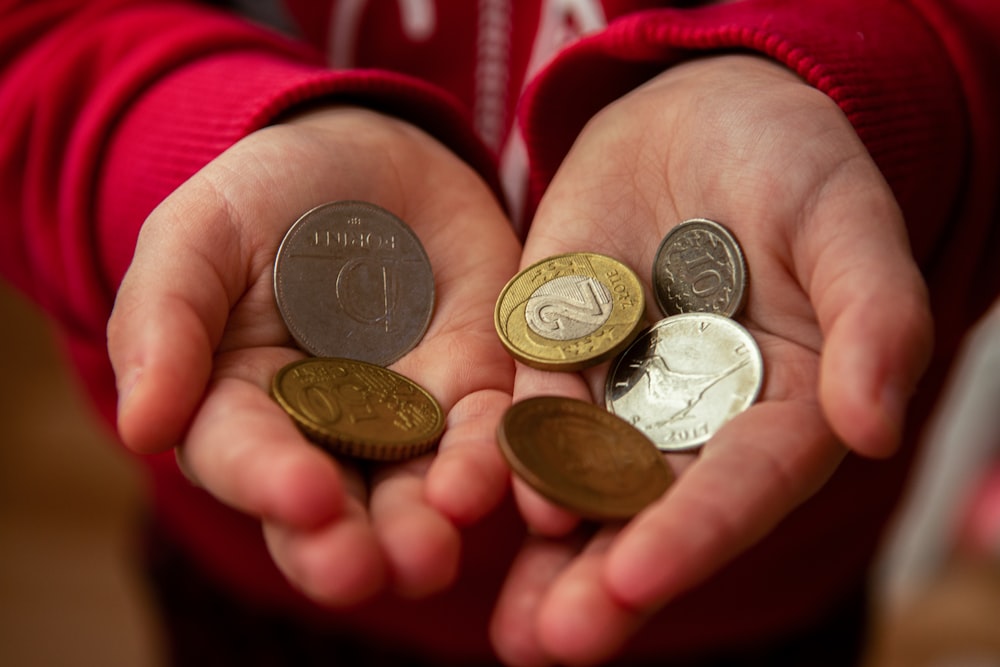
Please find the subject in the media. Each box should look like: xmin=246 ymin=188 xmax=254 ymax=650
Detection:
xmin=803 ymin=175 xmax=934 ymax=458
xmin=492 ymin=528 xmax=647 ymax=667
xmin=176 ymin=348 xmax=346 ymax=528
xmin=177 ymin=347 xmax=471 ymax=603
xmin=263 ymin=496 xmax=387 ymax=607
xmin=490 ymin=531 xmax=596 ymax=667
xmin=819 ymin=283 xmax=932 ymax=457
xmin=424 ymin=387 xmax=513 ymax=525
xmin=603 ymin=400 xmax=844 ymax=612
xmin=369 ymin=458 xmax=462 ymax=598
xmin=491 ymin=399 xmax=845 ymax=665
xmin=175 ymin=345 xmax=400 ymax=605
xmin=107 ymin=185 xmax=239 ymax=454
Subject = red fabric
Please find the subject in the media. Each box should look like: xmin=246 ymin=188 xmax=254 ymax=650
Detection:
xmin=3 ymin=0 xmax=999 ymax=662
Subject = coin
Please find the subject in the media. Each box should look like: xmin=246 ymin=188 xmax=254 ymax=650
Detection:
xmin=494 ymin=252 xmax=646 ymax=371
xmin=652 ymin=218 xmax=747 ymax=318
xmin=271 ymin=357 xmax=445 ymax=461
xmin=498 ymin=396 xmax=674 ymax=520
xmin=273 ymin=201 xmax=435 ymax=366
xmin=605 ymin=313 xmax=763 ymax=451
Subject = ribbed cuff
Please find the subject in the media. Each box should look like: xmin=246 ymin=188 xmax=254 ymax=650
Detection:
xmin=97 ymin=53 xmax=497 ymax=294
xmin=520 ymin=0 xmax=967 ymax=241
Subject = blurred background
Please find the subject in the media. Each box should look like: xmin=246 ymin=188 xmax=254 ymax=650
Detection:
xmin=0 ymin=284 xmax=163 ymax=666
xmin=1 ymin=280 xmax=998 ymax=667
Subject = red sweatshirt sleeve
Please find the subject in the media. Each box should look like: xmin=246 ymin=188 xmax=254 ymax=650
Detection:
xmin=0 ymin=0 xmax=497 ymax=346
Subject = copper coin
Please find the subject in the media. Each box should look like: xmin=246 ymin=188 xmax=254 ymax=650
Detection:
xmin=494 ymin=252 xmax=646 ymax=371
xmin=274 ymin=201 xmax=435 ymax=366
xmin=652 ymin=218 xmax=747 ymax=318
xmin=272 ymin=357 xmax=445 ymax=461
xmin=498 ymin=396 xmax=674 ymax=520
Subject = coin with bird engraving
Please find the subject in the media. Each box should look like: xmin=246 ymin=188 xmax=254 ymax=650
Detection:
xmin=272 ymin=357 xmax=444 ymax=461
xmin=274 ymin=201 xmax=435 ymax=366
xmin=494 ymin=252 xmax=645 ymax=371
xmin=652 ymin=218 xmax=747 ymax=318
xmin=605 ymin=313 xmax=763 ymax=451
xmin=498 ymin=395 xmax=674 ymax=520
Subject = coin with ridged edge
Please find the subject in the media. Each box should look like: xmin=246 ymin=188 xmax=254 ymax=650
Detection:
xmin=652 ymin=218 xmax=747 ymax=318
xmin=271 ymin=357 xmax=444 ymax=461
xmin=273 ymin=200 xmax=435 ymax=366
xmin=495 ymin=252 xmax=646 ymax=371
xmin=498 ymin=396 xmax=674 ymax=521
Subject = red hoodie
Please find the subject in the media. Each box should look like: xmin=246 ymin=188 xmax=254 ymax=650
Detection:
xmin=2 ymin=0 xmax=999 ymax=662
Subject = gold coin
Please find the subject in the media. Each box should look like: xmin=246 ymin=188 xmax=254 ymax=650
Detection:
xmin=271 ymin=357 xmax=445 ymax=461
xmin=498 ymin=396 xmax=674 ymax=521
xmin=494 ymin=252 xmax=646 ymax=371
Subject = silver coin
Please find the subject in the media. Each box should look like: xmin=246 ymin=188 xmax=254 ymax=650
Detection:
xmin=652 ymin=218 xmax=747 ymax=318
xmin=274 ymin=201 xmax=435 ymax=366
xmin=605 ymin=313 xmax=763 ymax=451
xmin=524 ymin=275 xmax=614 ymax=341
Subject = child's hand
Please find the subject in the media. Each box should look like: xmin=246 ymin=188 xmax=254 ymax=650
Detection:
xmin=107 ymin=107 xmax=521 ymax=604
xmin=491 ymin=55 xmax=933 ymax=665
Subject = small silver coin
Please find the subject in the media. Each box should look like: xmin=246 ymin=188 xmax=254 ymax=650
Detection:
xmin=605 ymin=313 xmax=763 ymax=451
xmin=274 ymin=201 xmax=435 ymax=366
xmin=652 ymin=218 xmax=747 ymax=318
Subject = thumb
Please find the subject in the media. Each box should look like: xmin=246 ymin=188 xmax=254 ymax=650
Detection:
xmin=809 ymin=193 xmax=933 ymax=458
xmin=107 ymin=184 xmax=241 ymax=454
xmin=819 ymin=277 xmax=932 ymax=458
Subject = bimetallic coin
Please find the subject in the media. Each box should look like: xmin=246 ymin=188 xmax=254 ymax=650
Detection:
xmin=605 ymin=313 xmax=763 ymax=451
xmin=652 ymin=218 xmax=747 ymax=318
xmin=498 ymin=396 xmax=674 ymax=521
xmin=495 ymin=252 xmax=646 ymax=371
xmin=272 ymin=357 xmax=445 ymax=461
xmin=274 ymin=201 xmax=435 ymax=366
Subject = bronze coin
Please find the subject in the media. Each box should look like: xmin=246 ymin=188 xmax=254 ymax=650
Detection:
xmin=652 ymin=218 xmax=747 ymax=318
xmin=497 ymin=396 xmax=674 ymax=520
xmin=272 ymin=357 xmax=445 ymax=461
xmin=274 ymin=201 xmax=435 ymax=366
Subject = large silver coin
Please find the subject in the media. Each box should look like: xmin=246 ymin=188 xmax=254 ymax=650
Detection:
xmin=652 ymin=218 xmax=747 ymax=318
xmin=605 ymin=313 xmax=763 ymax=451
xmin=274 ymin=201 xmax=435 ymax=366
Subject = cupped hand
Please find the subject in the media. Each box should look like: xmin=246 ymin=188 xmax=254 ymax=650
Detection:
xmin=491 ymin=55 xmax=933 ymax=665
xmin=107 ymin=107 xmax=521 ymax=604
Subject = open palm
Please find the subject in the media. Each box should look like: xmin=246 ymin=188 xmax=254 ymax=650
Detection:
xmin=490 ymin=55 xmax=933 ymax=666
xmin=107 ymin=107 xmax=521 ymax=604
